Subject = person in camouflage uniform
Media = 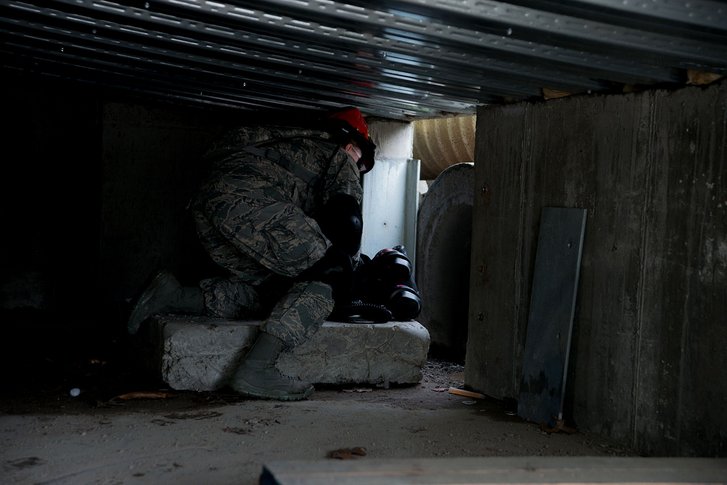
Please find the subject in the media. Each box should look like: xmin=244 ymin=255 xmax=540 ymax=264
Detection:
xmin=127 ymin=107 xmax=375 ymax=401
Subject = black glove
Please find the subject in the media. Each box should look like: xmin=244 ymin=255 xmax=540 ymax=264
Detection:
xmin=298 ymin=246 xmax=354 ymax=303
xmin=329 ymin=300 xmax=392 ymax=323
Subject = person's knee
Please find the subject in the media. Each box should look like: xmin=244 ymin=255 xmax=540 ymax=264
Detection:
xmin=199 ymin=277 xmax=262 ymax=319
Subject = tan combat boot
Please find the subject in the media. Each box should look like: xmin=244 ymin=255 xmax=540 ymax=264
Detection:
xmin=230 ymin=332 xmax=313 ymax=401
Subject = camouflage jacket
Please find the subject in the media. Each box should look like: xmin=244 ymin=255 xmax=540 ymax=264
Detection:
xmin=199 ymin=125 xmax=362 ymax=213
xmin=192 ymin=124 xmax=364 ymax=278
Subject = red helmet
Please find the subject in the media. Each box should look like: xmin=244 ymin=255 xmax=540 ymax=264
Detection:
xmin=327 ymin=107 xmax=376 ymax=174
xmin=329 ymin=107 xmax=370 ymax=141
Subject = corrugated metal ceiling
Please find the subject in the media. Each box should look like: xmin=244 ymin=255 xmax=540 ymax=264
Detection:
xmin=2 ymin=0 xmax=725 ymax=120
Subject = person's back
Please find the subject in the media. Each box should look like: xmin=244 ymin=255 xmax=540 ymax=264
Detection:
xmin=197 ymin=124 xmax=362 ymax=220
xmin=192 ymin=122 xmax=363 ymax=282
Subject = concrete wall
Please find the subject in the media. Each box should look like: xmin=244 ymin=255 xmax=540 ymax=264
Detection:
xmin=466 ymin=80 xmax=727 ymax=456
xmin=2 ymin=80 xmax=102 ymax=318
xmin=99 ymin=102 xmax=233 ymax=312
xmin=2 ymin=76 xmax=238 ymax=337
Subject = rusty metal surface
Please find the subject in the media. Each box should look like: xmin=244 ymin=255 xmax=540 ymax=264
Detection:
xmin=1 ymin=0 xmax=725 ymax=120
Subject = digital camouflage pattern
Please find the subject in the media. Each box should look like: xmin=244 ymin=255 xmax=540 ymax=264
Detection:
xmin=192 ymin=124 xmax=363 ymax=345
xmin=198 ymin=275 xmax=261 ymax=320
xmin=264 ymin=281 xmax=334 ymax=347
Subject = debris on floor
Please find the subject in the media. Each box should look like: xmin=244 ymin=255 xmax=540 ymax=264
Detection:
xmin=540 ymin=419 xmax=578 ymax=435
xmin=113 ymin=391 xmax=176 ymax=401
xmin=327 ymin=447 xmax=367 ymax=459
xmin=448 ymin=387 xmax=485 ymax=399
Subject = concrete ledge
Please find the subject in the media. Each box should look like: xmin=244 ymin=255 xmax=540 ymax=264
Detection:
xmin=261 ymin=457 xmax=727 ymax=484
xmin=149 ymin=316 xmax=430 ymax=391
xmin=277 ymin=320 xmax=430 ymax=386
xmin=149 ymin=316 xmax=258 ymax=392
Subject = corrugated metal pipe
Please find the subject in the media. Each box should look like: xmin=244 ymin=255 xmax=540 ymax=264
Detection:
xmin=413 ymin=115 xmax=476 ymax=180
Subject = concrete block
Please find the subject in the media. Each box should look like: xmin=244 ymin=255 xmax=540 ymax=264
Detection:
xmin=277 ymin=320 xmax=430 ymax=386
xmin=150 ymin=316 xmax=430 ymax=391
xmin=416 ymin=162 xmax=474 ymax=359
xmin=150 ymin=316 xmax=259 ymax=392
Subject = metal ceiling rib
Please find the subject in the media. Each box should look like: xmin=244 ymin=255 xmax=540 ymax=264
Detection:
xmin=1 ymin=0 xmax=725 ymax=119
xmin=0 ymin=15 xmax=468 ymax=114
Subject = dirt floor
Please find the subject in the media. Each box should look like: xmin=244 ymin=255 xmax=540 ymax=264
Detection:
xmin=1 ymin=352 xmax=635 ymax=484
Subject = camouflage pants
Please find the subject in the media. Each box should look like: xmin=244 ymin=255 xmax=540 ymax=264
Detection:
xmin=198 ymin=276 xmax=333 ymax=347
xmin=193 ymin=189 xmax=333 ymax=347
xmin=263 ymin=280 xmax=334 ymax=347
xmin=198 ymin=275 xmax=262 ymax=320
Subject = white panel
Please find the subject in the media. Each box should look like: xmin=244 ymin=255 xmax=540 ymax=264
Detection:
xmin=361 ymin=157 xmax=421 ymax=267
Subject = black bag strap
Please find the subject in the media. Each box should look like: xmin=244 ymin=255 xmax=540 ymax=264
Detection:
xmin=329 ymin=300 xmax=393 ymax=324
